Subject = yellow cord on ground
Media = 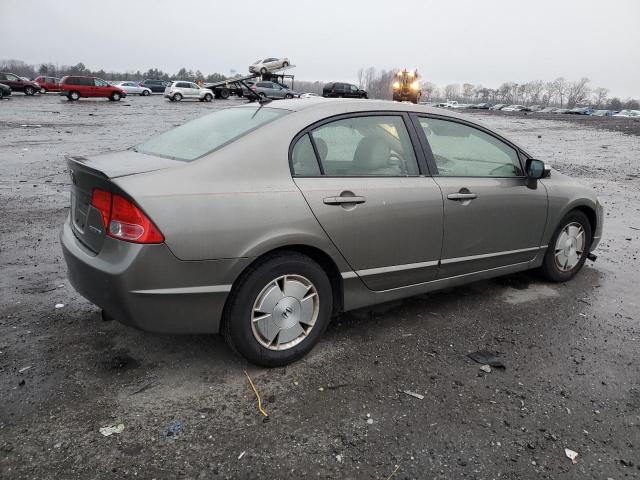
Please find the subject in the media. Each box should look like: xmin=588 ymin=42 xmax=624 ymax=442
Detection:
xmin=385 ymin=464 xmax=400 ymax=480
xmin=244 ymin=370 xmax=268 ymax=417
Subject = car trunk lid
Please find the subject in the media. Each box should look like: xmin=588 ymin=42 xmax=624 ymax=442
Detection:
xmin=66 ymin=151 xmax=182 ymax=253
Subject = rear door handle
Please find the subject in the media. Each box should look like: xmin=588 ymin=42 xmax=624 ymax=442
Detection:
xmin=323 ymin=196 xmax=366 ymax=205
xmin=447 ymin=192 xmax=478 ymax=200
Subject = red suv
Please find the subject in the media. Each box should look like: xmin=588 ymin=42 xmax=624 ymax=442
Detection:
xmin=59 ymin=76 xmax=126 ymax=101
xmin=34 ymin=76 xmax=61 ymax=93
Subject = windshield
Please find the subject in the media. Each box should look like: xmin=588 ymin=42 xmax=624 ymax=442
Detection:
xmin=133 ymin=107 xmax=287 ymax=161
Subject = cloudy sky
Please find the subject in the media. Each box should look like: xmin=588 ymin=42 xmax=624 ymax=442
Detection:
xmin=2 ymin=0 xmax=639 ymax=97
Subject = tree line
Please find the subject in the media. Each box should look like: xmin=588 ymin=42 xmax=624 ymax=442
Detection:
xmin=357 ymin=66 xmax=639 ymax=110
xmin=0 ymin=59 xmax=228 ymax=84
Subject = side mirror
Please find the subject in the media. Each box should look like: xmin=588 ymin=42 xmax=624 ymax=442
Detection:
xmin=525 ymin=158 xmax=547 ymax=189
xmin=526 ymin=158 xmax=545 ymax=179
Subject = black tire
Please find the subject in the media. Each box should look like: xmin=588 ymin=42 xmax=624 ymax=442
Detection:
xmin=222 ymin=252 xmax=333 ymax=367
xmin=540 ymin=210 xmax=592 ymax=282
xmin=219 ymin=88 xmax=230 ymax=99
xmin=204 ymin=93 xmax=213 ymax=102
xmin=0 ymin=90 xmax=3 ymax=99
xmin=24 ymin=86 xmax=35 ymax=96
xmin=40 ymin=87 xmax=47 ymax=94
xmin=172 ymin=93 xmax=182 ymax=102
xmin=282 ymin=61 xmax=289 ymax=68
xmin=68 ymin=91 xmax=80 ymax=101
xmin=141 ymin=90 xmax=150 ymax=96
xmin=258 ymin=92 xmax=266 ymax=99
xmin=110 ymin=92 xmax=121 ymax=101
xmin=260 ymin=67 xmax=267 ymax=74
xmin=285 ymin=93 xmax=293 ymax=99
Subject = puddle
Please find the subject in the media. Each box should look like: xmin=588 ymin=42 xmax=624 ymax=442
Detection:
xmin=501 ymin=284 xmax=559 ymax=304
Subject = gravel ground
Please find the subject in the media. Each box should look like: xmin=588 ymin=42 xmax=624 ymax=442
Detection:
xmin=1 ymin=93 xmax=639 ymax=479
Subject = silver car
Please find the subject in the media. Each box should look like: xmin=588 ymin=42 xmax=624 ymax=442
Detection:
xmin=250 ymin=81 xmax=296 ymax=100
xmin=61 ymin=100 xmax=603 ymax=366
xmin=115 ymin=81 xmax=152 ymax=96
xmin=249 ymin=57 xmax=291 ymax=74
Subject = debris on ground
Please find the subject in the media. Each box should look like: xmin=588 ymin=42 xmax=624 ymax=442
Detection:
xmin=565 ymin=448 xmax=578 ymax=464
xmin=467 ymin=350 xmax=506 ymax=369
xmin=244 ymin=370 xmax=268 ymax=418
xmin=480 ymin=365 xmax=492 ymax=373
xmin=54 ymin=303 xmax=64 ymax=309
xmin=400 ymin=390 xmax=425 ymax=400
xmin=164 ymin=420 xmax=184 ymax=439
xmin=99 ymin=423 xmax=125 ymax=437
xmin=385 ymin=464 xmax=400 ymax=480
xmin=18 ymin=366 xmax=32 ymax=373
xmin=237 ymin=451 xmax=246 ymax=460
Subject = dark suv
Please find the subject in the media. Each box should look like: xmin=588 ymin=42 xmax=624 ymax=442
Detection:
xmin=0 ymin=73 xmax=40 ymax=95
xmin=322 ymin=82 xmax=367 ymax=99
xmin=139 ymin=79 xmax=171 ymax=93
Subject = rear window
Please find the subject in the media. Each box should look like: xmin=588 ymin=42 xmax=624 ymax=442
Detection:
xmin=133 ymin=107 xmax=287 ymax=161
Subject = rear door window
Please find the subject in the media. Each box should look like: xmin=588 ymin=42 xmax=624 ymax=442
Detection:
xmin=134 ymin=107 xmax=287 ymax=161
xmin=291 ymin=134 xmax=321 ymax=176
xmin=300 ymin=115 xmax=419 ymax=176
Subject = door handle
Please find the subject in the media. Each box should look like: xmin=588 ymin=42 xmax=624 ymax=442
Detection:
xmin=447 ymin=192 xmax=478 ymax=201
xmin=323 ymin=195 xmax=366 ymax=205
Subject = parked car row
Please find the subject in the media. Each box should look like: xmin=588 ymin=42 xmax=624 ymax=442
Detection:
xmin=432 ymin=100 xmax=638 ymax=117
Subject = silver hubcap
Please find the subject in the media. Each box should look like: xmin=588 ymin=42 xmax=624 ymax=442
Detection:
xmin=554 ymin=222 xmax=585 ymax=271
xmin=251 ymin=274 xmax=319 ymax=351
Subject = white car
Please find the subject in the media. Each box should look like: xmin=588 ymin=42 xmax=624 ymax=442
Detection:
xmin=613 ymin=109 xmax=640 ymax=118
xmin=164 ymin=81 xmax=213 ymax=102
xmin=115 ymin=81 xmax=152 ymax=96
xmin=502 ymin=104 xmax=527 ymax=112
xmin=299 ymin=92 xmax=321 ymax=99
xmin=249 ymin=57 xmax=291 ymax=74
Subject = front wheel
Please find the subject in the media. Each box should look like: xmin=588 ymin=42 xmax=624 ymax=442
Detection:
xmin=24 ymin=86 xmax=36 ymax=96
xmin=204 ymin=93 xmax=213 ymax=102
xmin=282 ymin=61 xmax=289 ymax=68
xmin=141 ymin=90 xmax=150 ymax=96
xmin=540 ymin=210 xmax=592 ymax=282
xmin=40 ymin=87 xmax=47 ymax=94
xmin=110 ymin=92 xmax=121 ymax=101
xmin=285 ymin=93 xmax=293 ymax=99
xmin=222 ymin=252 xmax=333 ymax=367
xmin=68 ymin=91 xmax=80 ymax=101
xmin=172 ymin=93 xmax=182 ymax=101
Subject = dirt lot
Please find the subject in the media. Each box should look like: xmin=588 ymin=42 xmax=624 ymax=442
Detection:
xmin=1 ymin=93 xmax=639 ymax=479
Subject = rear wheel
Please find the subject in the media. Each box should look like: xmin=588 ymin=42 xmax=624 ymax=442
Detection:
xmin=285 ymin=93 xmax=293 ymax=99
xmin=222 ymin=252 xmax=333 ymax=367
xmin=260 ymin=67 xmax=267 ymax=74
xmin=219 ymin=88 xmax=230 ymax=99
xmin=258 ymin=92 xmax=266 ymax=99
xmin=141 ymin=90 xmax=150 ymax=96
xmin=24 ymin=86 xmax=36 ymax=96
xmin=40 ymin=87 xmax=47 ymax=94
xmin=282 ymin=61 xmax=289 ymax=68
xmin=68 ymin=91 xmax=80 ymax=101
xmin=110 ymin=92 xmax=121 ymax=101
xmin=172 ymin=93 xmax=182 ymax=101
xmin=540 ymin=210 xmax=592 ymax=282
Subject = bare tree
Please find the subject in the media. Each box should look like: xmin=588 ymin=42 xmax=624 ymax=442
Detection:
xmin=552 ymin=77 xmax=568 ymax=108
xmin=356 ymin=68 xmax=364 ymax=89
xmin=462 ymin=83 xmax=474 ymax=101
xmin=422 ymin=81 xmax=437 ymax=101
xmin=525 ymin=80 xmax=545 ymax=105
xmin=444 ymin=83 xmax=460 ymax=101
xmin=592 ymin=87 xmax=609 ymax=108
xmin=566 ymin=77 xmax=591 ymax=107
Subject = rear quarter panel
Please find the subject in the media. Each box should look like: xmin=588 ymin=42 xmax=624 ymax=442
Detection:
xmin=112 ymin=114 xmax=352 ymax=272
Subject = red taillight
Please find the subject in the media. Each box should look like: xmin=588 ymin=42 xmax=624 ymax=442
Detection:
xmin=251 ymin=85 xmax=256 ymax=91
xmin=91 ymin=189 xmax=164 ymax=244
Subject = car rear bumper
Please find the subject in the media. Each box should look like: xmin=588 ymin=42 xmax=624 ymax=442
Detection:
xmin=60 ymin=217 xmax=251 ymax=333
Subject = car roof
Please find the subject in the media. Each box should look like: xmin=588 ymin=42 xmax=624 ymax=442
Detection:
xmin=233 ymin=98 xmax=532 ymax=155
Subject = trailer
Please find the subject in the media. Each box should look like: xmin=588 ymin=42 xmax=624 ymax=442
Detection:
xmin=203 ymin=65 xmax=297 ymax=100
